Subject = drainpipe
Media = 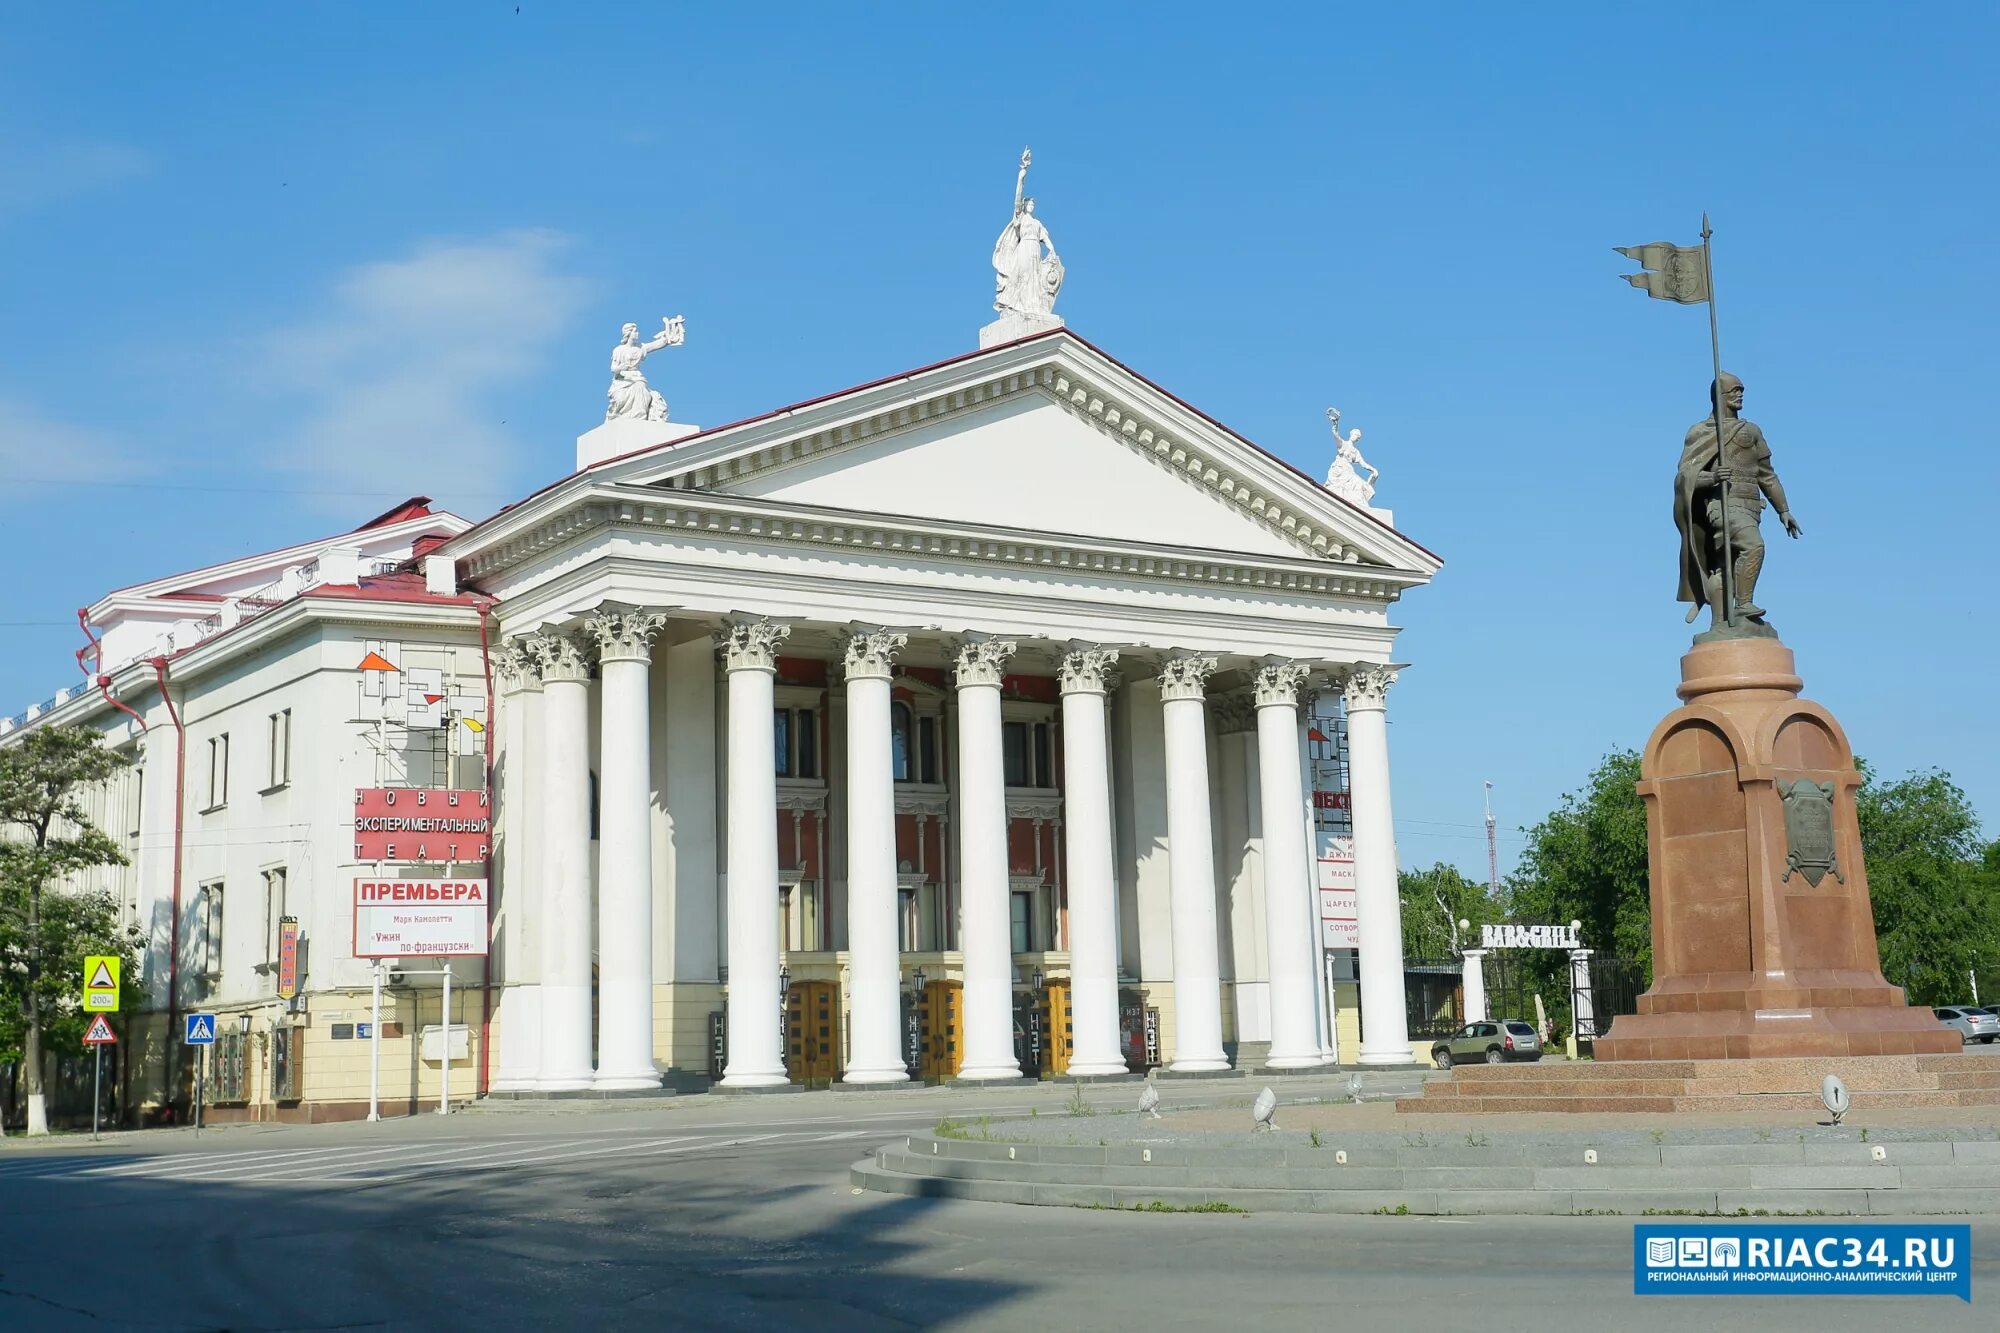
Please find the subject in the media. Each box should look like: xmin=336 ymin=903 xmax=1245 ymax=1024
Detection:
xmin=476 ymin=598 xmax=498 ymax=1099
xmin=149 ymin=656 xmax=188 ymax=1122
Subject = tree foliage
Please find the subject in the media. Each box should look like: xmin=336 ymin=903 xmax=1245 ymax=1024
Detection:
xmin=1398 ymin=862 xmax=1500 ymax=959
xmin=1855 ymin=766 xmax=2000 ymax=1005
xmin=0 ymin=725 xmax=137 ymax=1098
xmin=1503 ymin=750 xmax=1652 ymax=975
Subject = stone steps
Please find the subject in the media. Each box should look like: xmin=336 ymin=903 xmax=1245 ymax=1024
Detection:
xmin=1399 ymin=1052 xmax=2000 ymax=1113
xmin=853 ymin=1132 xmax=2000 ymax=1216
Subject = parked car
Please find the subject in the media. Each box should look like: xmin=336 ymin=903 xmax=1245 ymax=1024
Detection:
xmin=1431 ymin=1020 xmax=1542 ymax=1069
xmin=1933 ymin=1006 xmax=2000 ymax=1044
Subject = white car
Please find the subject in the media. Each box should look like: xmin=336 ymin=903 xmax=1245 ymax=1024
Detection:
xmin=1933 ymin=1006 xmax=2000 ymax=1044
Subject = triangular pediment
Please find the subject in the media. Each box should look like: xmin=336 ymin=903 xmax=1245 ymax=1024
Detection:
xmin=721 ymin=392 xmax=1310 ymax=559
xmin=598 ymin=332 xmax=1438 ymax=575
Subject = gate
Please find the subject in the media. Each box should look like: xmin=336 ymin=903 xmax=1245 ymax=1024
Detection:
xmin=1480 ymin=950 xmax=1647 ymax=1043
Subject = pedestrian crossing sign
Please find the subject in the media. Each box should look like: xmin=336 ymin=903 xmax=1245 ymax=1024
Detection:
xmin=83 ymin=1014 xmax=117 ymax=1046
xmin=82 ymin=955 xmax=121 ymax=1012
xmin=184 ymin=1013 xmax=218 ymax=1045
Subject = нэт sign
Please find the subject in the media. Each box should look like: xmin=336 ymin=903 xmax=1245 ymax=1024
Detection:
xmin=352 ymin=878 xmax=490 ymax=958
xmin=353 ymin=788 xmax=490 ymax=862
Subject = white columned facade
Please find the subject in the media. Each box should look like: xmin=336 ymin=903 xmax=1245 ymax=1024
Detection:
xmin=1059 ymin=648 xmax=1126 ymax=1077
xmin=720 ymin=621 xmax=791 ymax=1087
xmin=841 ymin=630 xmax=910 ymax=1084
xmin=953 ymin=638 xmax=1022 ymax=1081
xmin=1462 ymin=948 xmax=1489 ymax=1024
xmin=532 ymin=632 xmax=596 ymax=1091
xmin=586 ymin=608 xmax=668 ymax=1090
xmin=491 ymin=641 xmax=544 ymax=1092
xmin=1158 ymin=655 xmax=1229 ymax=1072
xmin=1345 ymin=666 xmax=1412 ymax=1065
xmin=1253 ymin=662 xmax=1322 ymax=1070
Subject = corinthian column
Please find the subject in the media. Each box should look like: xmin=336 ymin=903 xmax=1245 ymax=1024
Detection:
xmin=1253 ymin=662 xmax=1322 ymax=1069
xmin=585 ymin=608 xmax=669 ymax=1090
xmin=720 ymin=620 xmax=791 ymax=1087
xmin=490 ymin=639 xmax=544 ymax=1093
xmin=1344 ymin=665 xmax=1412 ymax=1064
xmin=532 ymin=631 xmax=596 ymax=1091
xmin=1159 ymin=654 xmax=1229 ymax=1072
xmin=841 ymin=629 xmax=911 ymax=1084
xmin=953 ymin=637 xmax=1021 ymax=1081
xmin=1059 ymin=647 xmax=1127 ymax=1077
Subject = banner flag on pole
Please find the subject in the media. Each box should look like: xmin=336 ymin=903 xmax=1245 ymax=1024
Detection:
xmin=1614 ymin=241 xmax=1710 ymax=304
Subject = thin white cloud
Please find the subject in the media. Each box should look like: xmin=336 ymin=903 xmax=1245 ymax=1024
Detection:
xmin=0 ymin=394 xmax=151 ymax=498
xmin=259 ymin=229 xmax=593 ymax=509
xmin=0 ymin=140 xmax=149 ymax=218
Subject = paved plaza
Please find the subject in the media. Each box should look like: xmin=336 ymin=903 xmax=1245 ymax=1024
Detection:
xmin=3 ymin=1078 xmax=1996 ymax=1330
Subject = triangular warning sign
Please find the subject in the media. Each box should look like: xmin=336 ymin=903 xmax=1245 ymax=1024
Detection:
xmin=358 ymin=650 xmax=399 ymax=672
xmin=1308 ymin=726 xmax=1330 ymax=743
xmin=83 ymin=1014 xmax=117 ymax=1045
xmin=87 ymin=960 xmax=116 ymax=989
xmin=424 ymin=693 xmax=443 ymax=705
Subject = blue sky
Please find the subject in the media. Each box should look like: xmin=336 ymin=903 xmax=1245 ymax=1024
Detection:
xmin=3 ymin=6 xmax=1994 ymax=874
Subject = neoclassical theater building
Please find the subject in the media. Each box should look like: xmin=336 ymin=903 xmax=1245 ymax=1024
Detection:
xmin=5 ymin=227 xmax=1440 ymax=1117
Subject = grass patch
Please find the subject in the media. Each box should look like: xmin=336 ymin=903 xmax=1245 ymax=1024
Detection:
xmin=1642 ymin=1207 xmax=1829 ymax=1218
xmin=1309 ymin=1127 xmax=1324 ymax=1149
xmin=1084 ymin=1200 xmax=1249 ymax=1214
xmin=933 ymin=1115 xmax=1024 ymax=1143
xmin=1067 ymin=1083 xmax=1096 ymax=1118
xmin=1371 ymin=1204 xmax=1413 ymax=1216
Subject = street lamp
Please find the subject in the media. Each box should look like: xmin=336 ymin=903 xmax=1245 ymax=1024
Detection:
xmin=778 ymin=960 xmax=790 ymax=1000
xmin=912 ymin=965 xmax=927 ymax=993
xmin=1031 ymin=965 xmax=1045 ymax=993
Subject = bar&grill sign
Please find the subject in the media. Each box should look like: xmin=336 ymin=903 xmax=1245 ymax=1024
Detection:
xmin=1635 ymin=1223 xmax=1969 ymax=1301
xmin=352 ymin=878 xmax=490 ymax=958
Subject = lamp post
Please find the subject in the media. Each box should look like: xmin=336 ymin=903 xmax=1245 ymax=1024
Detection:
xmin=778 ymin=960 xmax=791 ymax=1051
xmin=907 ymin=966 xmax=927 ymax=1077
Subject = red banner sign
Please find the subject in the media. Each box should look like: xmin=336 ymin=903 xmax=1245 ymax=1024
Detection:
xmin=277 ymin=916 xmax=299 ymax=1000
xmin=353 ymin=788 xmax=490 ymax=862
xmin=1313 ymin=790 xmax=1351 ymax=810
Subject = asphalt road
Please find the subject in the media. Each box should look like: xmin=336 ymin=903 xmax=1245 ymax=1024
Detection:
xmin=3 ymin=1084 xmax=1995 ymax=1332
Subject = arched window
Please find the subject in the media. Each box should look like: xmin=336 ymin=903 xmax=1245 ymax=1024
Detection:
xmin=891 ymin=703 xmax=913 ymax=782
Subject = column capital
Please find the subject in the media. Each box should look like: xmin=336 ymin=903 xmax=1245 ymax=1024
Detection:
xmin=1252 ymin=661 xmax=1313 ymax=709
xmin=1210 ymin=690 xmax=1257 ymax=734
xmin=1157 ymin=654 xmax=1218 ymax=702
xmin=529 ymin=632 xmax=591 ymax=684
xmin=952 ymin=637 xmax=1017 ymax=689
xmin=718 ymin=620 xmax=790 ymax=673
xmin=1460 ymin=947 xmax=1488 ymax=961
xmin=583 ymin=608 xmax=669 ymax=664
xmin=1340 ymin=664 xmax=1399 ymax=712
xmin=1057 ymin=647 xmax=1120 ymax=696
xmin=841 ymin=629 xmax=908 ymax=682
xmin=496 ymin=638 xmax=543 ymax=694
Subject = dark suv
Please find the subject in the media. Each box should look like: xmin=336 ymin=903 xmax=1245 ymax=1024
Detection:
xmin=1431 ymin=1020 xmax=1543 ymax=1069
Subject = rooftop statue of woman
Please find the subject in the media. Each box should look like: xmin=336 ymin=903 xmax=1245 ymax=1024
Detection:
xmin=993 ymin=149 xmax=1063 ymax=318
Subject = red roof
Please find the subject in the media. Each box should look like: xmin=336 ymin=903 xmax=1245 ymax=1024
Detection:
xmin=353 ymin=496 xmax=436 ymax=531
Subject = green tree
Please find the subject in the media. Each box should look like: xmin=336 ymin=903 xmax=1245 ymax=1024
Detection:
xmin=1398 ymin=862 xmax=1499 ymax=959
xmin=0 ymin=725 xmax=132 ymax=1136
xmin=1855 ymin=766 xmax=2000 ymax=1005
xmin=1503 ymin=749 xmax=1652 ymax=975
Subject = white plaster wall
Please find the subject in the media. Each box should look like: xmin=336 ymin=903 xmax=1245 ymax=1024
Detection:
xmin=1112 ymin=680 xmax=1174 ymax=984
xmin=659 ymin=631 xmax=719 ymax=981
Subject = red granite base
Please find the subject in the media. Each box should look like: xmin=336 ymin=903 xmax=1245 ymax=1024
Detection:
xmin=1593 ymin=998 xmax=1959 ymax=1062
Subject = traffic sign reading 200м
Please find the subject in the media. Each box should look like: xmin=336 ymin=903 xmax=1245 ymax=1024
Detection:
xmin=353 ymin=787 xmax=489 ymax=862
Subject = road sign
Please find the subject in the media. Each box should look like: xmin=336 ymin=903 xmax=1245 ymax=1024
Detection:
xmin=82 ymin=954 xmax=121 ymax=1012
xmin=82 ymin=1013 xmax=117 ymax=1046
xmin=184 ymin=1012 xmax=218 ymax=1045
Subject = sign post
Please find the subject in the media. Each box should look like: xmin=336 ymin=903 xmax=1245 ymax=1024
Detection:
xmin=183 ymin=1013 xmax=217 ymax=1135
xmin=368 ymin=961 xmax=385 ymax=1122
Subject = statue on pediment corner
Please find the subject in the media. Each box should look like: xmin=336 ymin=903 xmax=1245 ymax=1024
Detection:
xmin=606 ymin=316 xmax=687 ymax=422
xmin=1322 ymin=407 xmax=1379 ymax=506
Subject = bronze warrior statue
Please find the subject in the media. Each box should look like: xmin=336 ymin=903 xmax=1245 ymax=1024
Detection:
xmin=1674 ymin=371 xmax=1803 ymax=630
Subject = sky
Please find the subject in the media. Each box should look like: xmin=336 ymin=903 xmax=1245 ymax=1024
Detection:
xmin=3 ymin=6 xmax=1995 ymax=877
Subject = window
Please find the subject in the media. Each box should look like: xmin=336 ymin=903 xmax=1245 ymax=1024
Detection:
xmin=1010 ymin=890 xmax=1033 ymax=954
xmin=266 ymin=709 xmax=291 ymax=789
xmin=892 ymin=706 xmax=941 ymax=785
xmin=780 ymin=880 xmax=824 ymax=951
xmin=205 ymin=734 xmax=230 ymax=809
xmin=261 ymin=868 xmax=287 ymax=993
xmin=774 ymin=707 xmax=818 ymax=779
xmin=1002 ymin=720 xmax=1055 ymax=788
xmin=195 ymin=881 xmax=224 ymax=978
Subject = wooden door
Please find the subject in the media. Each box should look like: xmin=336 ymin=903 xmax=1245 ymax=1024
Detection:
xmin=785 ymin=981 xmax=840 ymax=1086
xmin=918 ymin=980 xmax=962 ymax=1081
xmin=1043 ymin=982 xmax=1074 ymax=1076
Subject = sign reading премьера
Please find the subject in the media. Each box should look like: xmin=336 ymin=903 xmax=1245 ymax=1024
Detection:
xmin=352 ymin=878 xmax=490 ymax=958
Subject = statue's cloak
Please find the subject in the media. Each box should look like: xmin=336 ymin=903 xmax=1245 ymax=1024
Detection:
xmin=1673 ymin=418 xmax=1738 ymax=608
